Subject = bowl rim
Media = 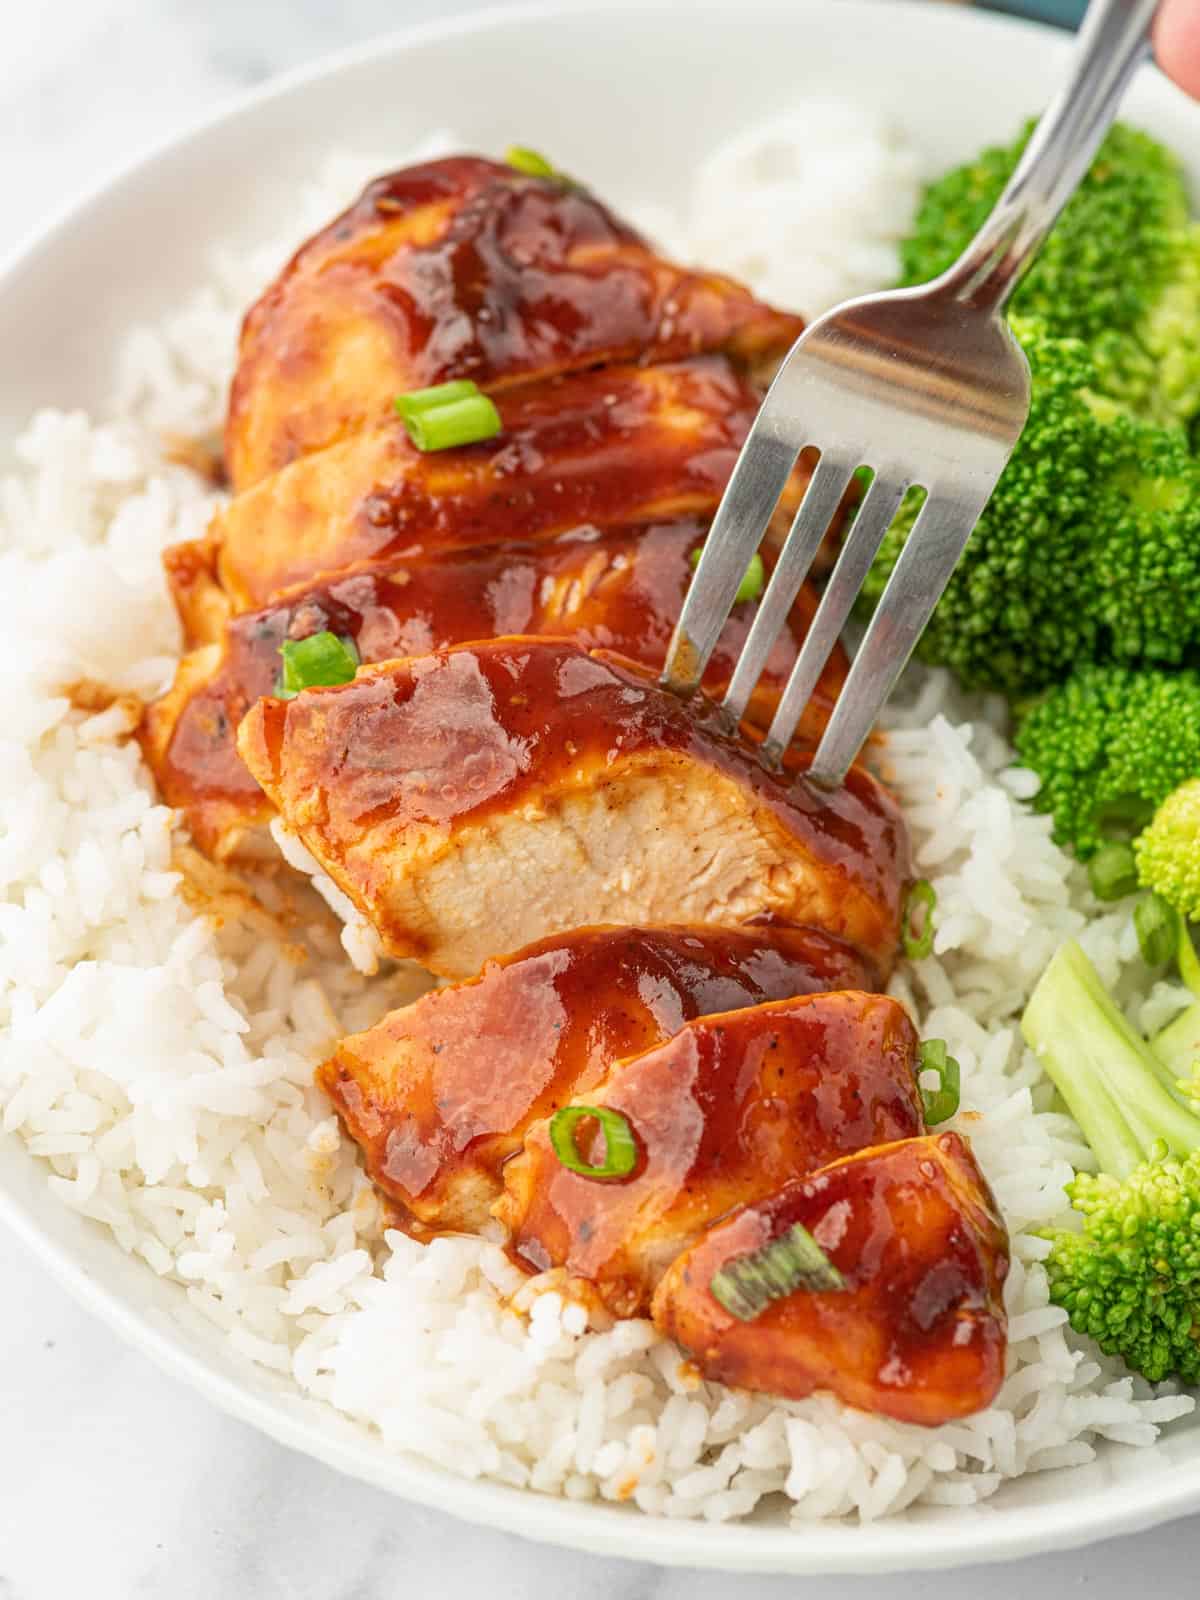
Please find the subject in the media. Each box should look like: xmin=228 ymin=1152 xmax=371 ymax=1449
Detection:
xmin=2 ymin=0 xmax=1198 ymax=1572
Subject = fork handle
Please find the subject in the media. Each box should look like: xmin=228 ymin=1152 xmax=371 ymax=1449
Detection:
xmin=940 ymin=0 xmax=1160 ymax=313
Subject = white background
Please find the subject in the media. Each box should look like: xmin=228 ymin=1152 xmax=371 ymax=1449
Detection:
xmin=2 ymin=2 xmax=1197 ymax=1594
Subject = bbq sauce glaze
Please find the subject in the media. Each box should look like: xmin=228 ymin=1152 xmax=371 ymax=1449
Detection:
xmin=149 ymin=523 xmax=846 ymax=858
xmin=320 ymin=923 xmax=875 ymax=1231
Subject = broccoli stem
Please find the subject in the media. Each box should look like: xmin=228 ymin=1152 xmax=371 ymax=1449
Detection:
xmin=1021 ymin=939 xmax=1200 ymax=1178
xmin=1178 ymin=921 xmax=1200 ymax=992
xmin=1149 ymin=916 xmax=1200 ymax=1089
xmin=1152 ymin=1007 xmax=1200 ymax=1084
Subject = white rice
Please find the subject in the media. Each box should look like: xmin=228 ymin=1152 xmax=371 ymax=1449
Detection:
xmin=0 ymin=104 xmax=1192 ymax=1524
xmin=632 ymin=101 xmax=923 ymax=316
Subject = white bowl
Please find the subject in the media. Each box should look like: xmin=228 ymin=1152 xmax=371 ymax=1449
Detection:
xmin=3 ymin=0 xmax=1200 ymax=1573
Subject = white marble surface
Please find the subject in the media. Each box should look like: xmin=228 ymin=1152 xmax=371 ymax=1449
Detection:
xmin=3 ymin=3 xmax=1199 ymax=1596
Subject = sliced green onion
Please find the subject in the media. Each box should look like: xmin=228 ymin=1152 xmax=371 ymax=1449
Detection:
xmin=393 ymin=379 xmax=503 ymax=451
xmin=549 ymin=1105 xmax=638 ymax=1179
xmin=688 ymin=547 xmax=765 ymax=605
xmin=902 ymin=878 xmax=936 ymax=960
xmin=1135 ymin=892 xmax=1180 ymax=967
xmin=274 ymin=631 xmax=360 ymax=700
xmin=710 ymin=1221 xmax=846 ymax=1322
xmin=401 ymin=391 xmax=502 ymax=453
xmin=506 ymin=145 xmax=558 ymax=178
xmin=733 ymin=553 xmax=765 ymax=604
xmin=505 ymin=146 xmax=582 ymax=191
xmin=1088 ymin=840 xmax=1138 ymax=902
xmin=918 ymin=1039 xmax=961 ymax=1126
xmin=394 ymin=380 xmax=479 ymax=421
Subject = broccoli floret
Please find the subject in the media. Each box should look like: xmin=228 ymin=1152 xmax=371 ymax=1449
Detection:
xmin=1136 ymin=779 xmax=1200 ymax=920
xmin=901 ymin=122 xmax=1200 ymax=426
xmin=1021 ymin=935 xmax=1200 ymax=1382
xmin=861 ymin=321 xmax=1200 ymax=694
xmin=1013 ymin=666 xmax=1200 ymax=859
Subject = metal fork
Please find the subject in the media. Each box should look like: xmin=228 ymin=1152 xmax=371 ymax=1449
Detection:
xmin=663 ymin=0 xmax=1159 ymax=784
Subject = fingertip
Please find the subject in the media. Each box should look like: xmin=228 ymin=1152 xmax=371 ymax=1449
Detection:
xmin=1154 ymin=0 xmax=1200 ymax=101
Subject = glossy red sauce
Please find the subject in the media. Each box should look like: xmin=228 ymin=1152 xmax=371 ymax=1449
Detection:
xmin=351 ymin=361 xmax=753 ymax=561
xmin=227 ymin=157 xmax=804 ymax=487
xmin=498 ymin=992 xmax=924 ymax=1313
xmin=149 ymin=522 xmax=846 ymax=858
xmin=319 ymin=923 xmax=875 ymax=1232
xmin=241 ymin=638 xmax=910 ymax=934
xmin=350 ymin=163 xmax=690 ymax=383
xmin=652 ymin=1133 xmax=1009 ymax=1425
xmin=216 ymin=358 xmax=764 ymax=609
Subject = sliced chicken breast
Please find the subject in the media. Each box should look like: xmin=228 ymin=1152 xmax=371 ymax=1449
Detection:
xmin=236 ymin=639 xmax=911 ymax=979
xmin=317 ymin=923 xmax=874 ymax=1233
xmin=144 ymin=522 xmax=847 ymax=862
xmin=651 ymin=1133 xmax=1009 ymax=1426
xmin=495 ymin=992 xmax=924 ymax=1316
xmin=227 ymin=156 xmax=804 ymax=489
xmin=178 ymin=357 xmax=763 ymax=632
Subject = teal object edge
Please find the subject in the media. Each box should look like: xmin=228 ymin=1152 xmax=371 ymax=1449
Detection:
xmin=976 ymin=0 xmax=1088 ymax=30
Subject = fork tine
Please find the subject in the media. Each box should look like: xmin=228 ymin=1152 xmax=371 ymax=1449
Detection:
xmin=720 ymin=452 xmax=859 ymax=728
xmin=806 ymin=485 xmax=993 ymax=788
xmin=660 ymin=420 xmax=799 ymax=694
xmin=758 ymin=471 xmax=909 ymax=765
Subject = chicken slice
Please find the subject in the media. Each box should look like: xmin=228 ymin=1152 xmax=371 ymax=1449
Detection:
xmin=651 ymin=1132 xmax=1009 ymax=1425
xmin=144 ymin=521 xmax=847 ymax=862
xmin=317 ymin=923 xmax=874 ymax=1234
xmin=236 ymin=639 xmax=911 ymax=979
xmin=494 ymin=991 xmax=924 ymax=1316
xmin=175 ymin=357 xmax=763 ymax=633
xmin=227 ymin=156 xmax=804 ymax=489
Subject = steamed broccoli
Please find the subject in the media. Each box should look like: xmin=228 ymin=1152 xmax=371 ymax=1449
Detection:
xmin=1021 ymin=932 xmax=1200 ymax=1383
xmin=1137 ymin=779 xmax=1200 ymax=920
xmin=1012 ymin=665 xmax=1200 ymax=859
xmin=860 ymin=321 xmax=1200 ymax=694
xmin=901 ymin=122 xmax=1200 ymax=426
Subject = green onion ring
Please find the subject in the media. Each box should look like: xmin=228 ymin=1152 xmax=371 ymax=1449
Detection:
xmin=548 ymin=1105 xmax=638 ymax=1179
xmin=918 ymin=1038 xmax=961 ymax=1125
xmin=902 ymin=878 xmax=937 ymax=960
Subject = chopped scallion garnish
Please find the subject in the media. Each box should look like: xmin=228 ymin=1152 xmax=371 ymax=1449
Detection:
xmin=394 ymin=378 xmax=502 ymax=453
xmin=1088 ymin=840 xmax=1138 ymax=903
xmin=688 ymin=547 xmax=765 ymax=605
xmin=902 ymin=878 xmax=936 ymax=960
xmin=710 ymin=1221 xmax=846 ymax=1322
xmin=918 ymin=1039 xmax=961 ymax=1125
xmin=274 ymin=631 xmax=360 ymax=700
xmin=394 ymin=380 xmax=479 ymax=420
xmin=548 ymin=1105 xmax=638 ymax=1179
xmin=506 ymin=145 xmax=559 ymax=178
xmin=1135 ymin=891 xmax=1180 ymax=967
xmin=406 ymin=393 xmax=501 ymax=451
